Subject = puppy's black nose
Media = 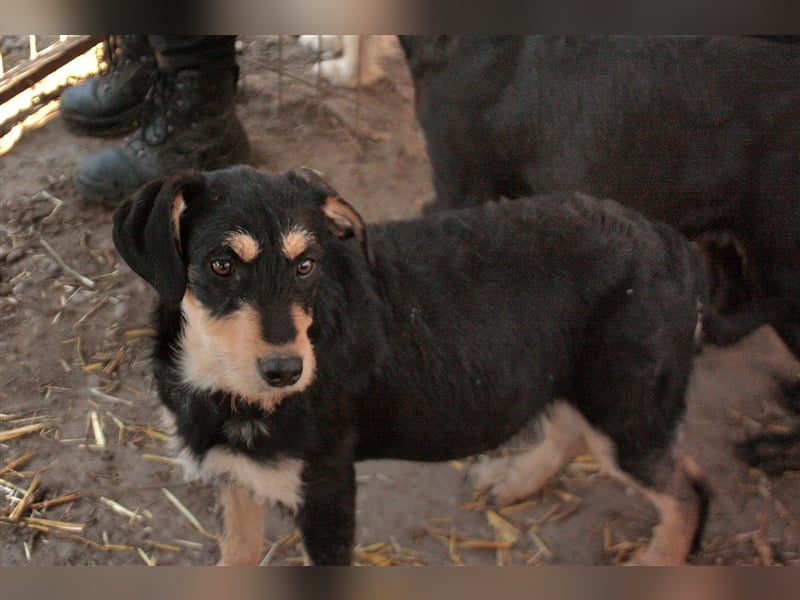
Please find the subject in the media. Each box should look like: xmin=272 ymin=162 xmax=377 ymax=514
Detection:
xmin=258 ymin=356 xmax=303 ymax=387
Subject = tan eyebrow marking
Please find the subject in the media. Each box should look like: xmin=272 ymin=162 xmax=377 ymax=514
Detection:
xmin=281 ymin=227 xmax=315 ymax=261
xmin=225 ymin=231 xmax=261 ymax=262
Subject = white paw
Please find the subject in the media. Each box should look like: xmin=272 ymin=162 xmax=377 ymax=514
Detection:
xmin=312 ymin=57 xmax=383 ymax=88
xmin=297 ymin=35 xmax=343 ymax=55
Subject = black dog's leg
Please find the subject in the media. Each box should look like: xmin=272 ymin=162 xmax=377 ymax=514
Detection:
xmin=705 ymin=293 xmax=800 ymax=354
xmin=782 ymin=379 xmax=800 ymax=414
xmin=737 ymin=425 xmax=800 ymax=475
xmin=770 ymin=315 xmax=800 ymax=362
xmin=736 ymin=379 xmax=800 ymax=474
xmin=296 ymin=457 xmax=357 ymax=565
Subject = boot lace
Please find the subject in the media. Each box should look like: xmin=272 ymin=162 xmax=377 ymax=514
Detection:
xmin=135 ymin=71 xmax=182 ymax=147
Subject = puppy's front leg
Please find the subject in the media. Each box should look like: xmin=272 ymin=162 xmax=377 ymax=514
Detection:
xmin=218 ymin=483 xmax=266 ymax=566
xmin=296 ymin=458 xmax=356 ymax=565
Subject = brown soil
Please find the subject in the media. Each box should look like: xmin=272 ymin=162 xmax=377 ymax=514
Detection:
xmin=1 ymin=36 xmax=798 ymax=566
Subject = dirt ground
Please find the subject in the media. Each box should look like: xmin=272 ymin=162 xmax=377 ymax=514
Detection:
xmin=1 ymin=35 xmax=798 ymax=567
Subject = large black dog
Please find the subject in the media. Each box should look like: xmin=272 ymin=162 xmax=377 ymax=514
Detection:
xmin=113 ymin=165 xmax=707 ymax=565
xmin=398 ymin=35 xmax=800 ymax=472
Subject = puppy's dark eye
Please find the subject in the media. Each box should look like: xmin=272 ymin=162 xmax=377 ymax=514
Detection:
xmin=296 ymin=259 xmax=315 ymax=278
xmin=210 ymin=259 xmax=234 ymax=277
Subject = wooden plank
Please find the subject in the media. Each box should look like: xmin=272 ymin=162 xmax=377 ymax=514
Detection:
xmin=0 ymin=35 xmax=104 ymax=105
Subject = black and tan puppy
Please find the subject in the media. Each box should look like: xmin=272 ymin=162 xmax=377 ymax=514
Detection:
xmin=113 ymin=165 xmax=707 ymax=565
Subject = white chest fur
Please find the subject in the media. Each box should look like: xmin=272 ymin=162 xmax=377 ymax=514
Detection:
xmin=180 ymin=446 xmax=305 ymax=513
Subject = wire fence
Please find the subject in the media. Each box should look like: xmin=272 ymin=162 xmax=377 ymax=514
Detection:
xmin=0 ymin=35 xmax=376 ymax=151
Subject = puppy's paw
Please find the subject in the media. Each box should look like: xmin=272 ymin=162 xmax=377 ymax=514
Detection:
xmin=216 ymin=548 xmax=263 ymax=566
xmin=469 ymin=458 xmax=528 ymax=506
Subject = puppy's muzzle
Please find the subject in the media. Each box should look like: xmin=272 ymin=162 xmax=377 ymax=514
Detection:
xmin=258 ymin=356 xmax=303 ymax=388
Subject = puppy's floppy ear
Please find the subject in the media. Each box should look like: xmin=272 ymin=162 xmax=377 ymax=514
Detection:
xmin=285 ymin=167 xmax=373 ymax=264
xmin=112 ymin=173 xmax=205 ymax=304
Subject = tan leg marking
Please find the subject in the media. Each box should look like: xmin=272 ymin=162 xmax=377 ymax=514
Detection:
xmin=628 ymin=458 xmax=702 ymax=566
xmin=470 ymin=401 xmax=587 ymax=505
xmin=584 ymin=427 xmax=701 ymax=566
xmin=217 ymin=483 xmax=266 ymax=566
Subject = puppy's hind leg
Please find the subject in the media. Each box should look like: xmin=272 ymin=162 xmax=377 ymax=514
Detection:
xmin=627 ymin=456 xmax=708 ymax=566
xmin=580 ymin=418 xmax=708 ymax=566
xmin=470 ymin=401 xmax=587 ymax=506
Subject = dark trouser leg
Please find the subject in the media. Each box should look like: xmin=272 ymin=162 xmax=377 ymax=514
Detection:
xmin=60 ymin=35 xmax=157 ymax=136
xmin=73 ymin=35 xmax=250 ymax=206
xmin=147 ymin=35 xmax=238 ymax=73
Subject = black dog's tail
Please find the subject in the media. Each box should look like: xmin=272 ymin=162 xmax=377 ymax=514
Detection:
xmin=690 ymin=229 xmax=800 ymax=358
xmin=691 ymin=230 xmax=766 ymax=348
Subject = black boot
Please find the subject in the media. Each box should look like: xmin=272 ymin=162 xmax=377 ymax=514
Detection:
xmin=60 ymin=36 xmax=156 ymax=136
xmin=74 ymin=68 xmax=250 ymax=206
